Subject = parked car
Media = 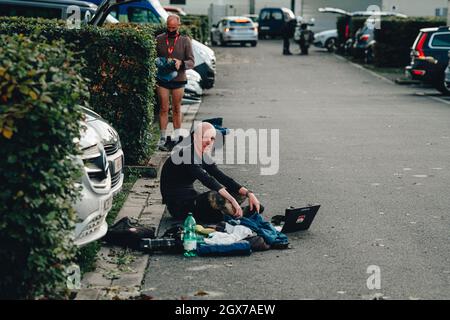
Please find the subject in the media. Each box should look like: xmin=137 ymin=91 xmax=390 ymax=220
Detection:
xmin=444 ymin=52 xmax=450 ymax=92
xmin=243 ymin=13 xmax=259 ymax=28
xmin=0 ymin=0 xmax=119 ymax=23
xmin=82 ymin=107 xmax=124 ymax=195
xmin=183 ymin=69 xmax=203 ymax=104
xmin=313 ymin=29 xmax=338 ymax=52
xmin=405 ymin=26 xmax=450 ymax=95
xmin=88 ymin=0 xmax=217 ymax=89
xmin=163 ymin=5 xmax=186 ymax=16
xmin=210 ymin=16 xmax=258 ymax=47
xmin=318 ymin=7 xmax=407 ymax=56
xmin=258 ymin=7 xmax=295 ymax=39
xmin=352 ymin=14 xmax=407 ymax=64
xmin=74 ymin=121 xmax=113 ymax=246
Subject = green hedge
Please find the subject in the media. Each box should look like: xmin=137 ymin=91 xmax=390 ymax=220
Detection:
xmin=0 ymin=17 xmax=157 ymax=165
xmin=0 ymin=34 xmax=87 ymax=299
xmin=373 ymin=17 xmax=446 ymax=67
xmin=183 ymin=14 xmax=209 ymax=44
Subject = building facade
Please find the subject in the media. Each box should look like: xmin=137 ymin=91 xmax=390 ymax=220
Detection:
xmin=382 ymin=0 xmax=448 ymax=17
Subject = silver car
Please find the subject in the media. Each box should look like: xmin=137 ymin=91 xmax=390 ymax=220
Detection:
xmin=211 ymin=16 xmax=258 ymax=47
xmin=82 ymin=107 xmax=124 ymax=195
xmin=73 ymin=122 xmax=113 ymax=246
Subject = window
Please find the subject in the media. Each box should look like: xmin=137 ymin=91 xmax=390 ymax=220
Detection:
xmin=109 ymin=7 xmax=119 ymax=20
xmin=170 ymin=0 xmax=186 ymax=5
xmin=260 ymin=10 xmax=271 ymax=21
xmin=229 ymin=20 xmax=252 ymax=27
xmin=127 ymin=7 xmax=161 ymax=24
xmin=431 ymin=33 xmax=450 ymax=48
xmin=272 ymin=11 xmax=283 ymax=21
xmin=435 ymin=7 xmax=448 ymax=17
xmin=0 ymin=4 xmax=62 ymax=19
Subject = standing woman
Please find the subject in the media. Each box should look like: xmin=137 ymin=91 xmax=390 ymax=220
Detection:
xmin=156 ymin=14 xmax=195 ymax=151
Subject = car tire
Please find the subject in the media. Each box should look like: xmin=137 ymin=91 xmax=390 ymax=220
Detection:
xmin=219 ymin=35 xmax=227 ymax=47
xmin=435 ymin=74 xmax=450 ymax=96
xmin=364 ymin=46 xmax=374 ymax=64
xmin=325 ymin=37 xmax=337 ymax=53
xmin=251 ymin=41 xmax=257 ymax=47
xmin=210 ymin=33 xmax=217 ymax=46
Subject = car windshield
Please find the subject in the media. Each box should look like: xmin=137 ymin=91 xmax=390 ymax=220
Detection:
xmin=127 ymin=6 xmax=161 ymax=23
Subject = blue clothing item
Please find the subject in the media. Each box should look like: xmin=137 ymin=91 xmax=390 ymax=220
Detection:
xmin=203 ymin=118 xmax=230 ymax=136
xmin=155 ymin=57 xmax=178 ymax=82
xmin=197 ymin=241 xmax=251 ymax=256
xmin=224 ymin=213 xmax=289 ymax=246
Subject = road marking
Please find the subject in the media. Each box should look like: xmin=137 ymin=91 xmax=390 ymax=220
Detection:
xmin=429 ymin=96 xmax=450 ymax=106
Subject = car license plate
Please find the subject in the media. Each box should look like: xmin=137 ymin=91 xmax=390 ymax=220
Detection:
xmin=114 ymin=156 xmax=123 ymax=172
xmin=103 ymin=196 xmax=113 ymax=212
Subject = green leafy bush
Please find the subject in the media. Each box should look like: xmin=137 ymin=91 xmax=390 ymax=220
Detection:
xmin=0 ymin=34 xmax=87 ymax=299
xmin=183 ymin=14 xmax=209 ymax=44
xmin=374 ymin=17 xmax=446 ymax=67
xmin=0 ymin=17 xmax=157 ymax=165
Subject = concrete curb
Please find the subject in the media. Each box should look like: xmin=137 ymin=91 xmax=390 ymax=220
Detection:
xmin=75 ymin=103 xmax=201 ymax=300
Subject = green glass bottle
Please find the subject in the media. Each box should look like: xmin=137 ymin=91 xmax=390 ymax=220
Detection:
xmin=183 ymin=212 xmax=197 ymax=257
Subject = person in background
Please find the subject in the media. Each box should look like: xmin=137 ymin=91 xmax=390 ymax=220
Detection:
xmin=281 ymin=14 xmax=297 ymax=55
xmin=155 ymin=14 xmax=195 ymax=151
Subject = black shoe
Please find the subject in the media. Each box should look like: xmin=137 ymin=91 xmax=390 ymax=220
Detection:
xmin=166 ymin=136 xmax=184 ymax=151
xmin=283 ymin=51 xmax=293 ymax=55
xmin=162 ymin=136 xmax=173 ymax=151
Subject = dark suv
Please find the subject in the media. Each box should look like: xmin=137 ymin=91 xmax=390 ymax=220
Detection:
xmin=405 ymin=26 xmax=450 ymax=95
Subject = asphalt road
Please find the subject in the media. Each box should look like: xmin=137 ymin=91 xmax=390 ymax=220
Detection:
xmin=142 ymin=40 xmax=450 ymax=300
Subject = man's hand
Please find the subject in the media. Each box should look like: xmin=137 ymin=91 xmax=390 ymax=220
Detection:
xmin=231 ymin=200 xmax=243 ymax=219
xmin=248 ymin=193 xmax=260 ymax=213
xmin=174 ymin=59 xmax=182 ymax=70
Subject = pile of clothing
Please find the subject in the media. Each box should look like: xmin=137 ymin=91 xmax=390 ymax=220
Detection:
xmin=104 ymin=213 xmax=289 ymax=257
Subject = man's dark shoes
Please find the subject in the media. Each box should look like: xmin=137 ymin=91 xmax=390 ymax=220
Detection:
xmin=283 ymin=51 xmax=293 ymax=55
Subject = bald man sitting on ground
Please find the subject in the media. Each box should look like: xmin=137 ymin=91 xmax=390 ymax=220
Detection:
xmin=160 ymin=122 xmax=262 ymax=223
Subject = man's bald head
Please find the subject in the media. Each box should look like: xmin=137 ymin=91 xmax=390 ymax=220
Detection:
xmin=167 ymin=14 xmax=181 ymax=25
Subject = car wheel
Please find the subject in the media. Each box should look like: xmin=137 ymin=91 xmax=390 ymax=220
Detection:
xmin=219 ymin=35 xmax=227 ymax=47
xmin=435 ymin=74 xmax=450 ymax=96
xmin=325 ymin=37 xmax=337 ymax=53
xmin=251 ymin=41 xmax=257 ymax=47
xmin=364 ymin=47 xmax=374 ymax=64
xmin=210 ymin=33 xmax=217 ymax=46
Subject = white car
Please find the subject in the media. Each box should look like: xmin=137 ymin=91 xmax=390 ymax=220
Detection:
xmin=73 ymin=122 xmax=113 ymax=246
xmin=82 ymin=107 xmax=124 ymax=196
xmin=210 ymin=16 xmax=258 ymax=47
xmin=313 ymin=29 xmax=338 ymax=52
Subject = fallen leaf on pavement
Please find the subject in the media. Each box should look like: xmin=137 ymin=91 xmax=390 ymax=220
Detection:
xmin=194 ymin=290 xmax=209 ymax=297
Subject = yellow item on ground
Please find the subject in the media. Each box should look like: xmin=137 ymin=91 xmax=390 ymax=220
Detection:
xmin=195 ymin=224 xmax=216 ymax=236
